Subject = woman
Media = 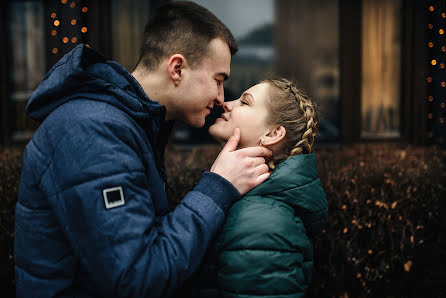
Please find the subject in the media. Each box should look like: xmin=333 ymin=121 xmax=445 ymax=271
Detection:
xmin=179 ymin=78 xmax=328 ymax=298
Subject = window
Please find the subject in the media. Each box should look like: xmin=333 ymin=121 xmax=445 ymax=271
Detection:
xmin=361 ymin=0 xmax=402 ymax=138
xmin=7 ymin=1 xmax=45 ymax=141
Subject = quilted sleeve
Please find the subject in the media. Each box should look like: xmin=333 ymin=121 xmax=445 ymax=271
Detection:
xmin=216 ymin=197 xmax=312 ymax=298
xmin=41 ymin=115 xmax=236 ymax=298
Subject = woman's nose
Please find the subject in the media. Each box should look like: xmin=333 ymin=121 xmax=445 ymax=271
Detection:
xmin=223 ymin=101 xmax=233 ymax=112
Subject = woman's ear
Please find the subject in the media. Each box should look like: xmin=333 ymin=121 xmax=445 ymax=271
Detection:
xmin=261 ymin=126 xmax=286 ymax=146
xmin=167 ymin=54 xmax=186 ymax=86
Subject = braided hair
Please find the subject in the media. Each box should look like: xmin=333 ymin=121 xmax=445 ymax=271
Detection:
xmin=262 ymin=78 xmax=318 ymax=169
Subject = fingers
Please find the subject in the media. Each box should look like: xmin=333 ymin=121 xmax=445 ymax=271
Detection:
xmin=238 ymin=146 xmax=272 ymax=158
xmin=256 ymin=172 xmax=271 ymax=185
xmin=221 ymin=128 xmax=240 ymax=153
xmin=250 ymin=157 xmax=266 ymax=167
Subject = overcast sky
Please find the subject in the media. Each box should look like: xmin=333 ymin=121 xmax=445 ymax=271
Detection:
xmin=189 ymin=0 xmax=274 ymax=39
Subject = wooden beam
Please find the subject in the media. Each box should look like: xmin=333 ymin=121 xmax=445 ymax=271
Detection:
xmin=339 ymin=0 xmax=362 ymax=143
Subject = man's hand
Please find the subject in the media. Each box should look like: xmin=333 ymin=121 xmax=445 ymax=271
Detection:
xmin=210 ymin=128 xmax=272 ymax=195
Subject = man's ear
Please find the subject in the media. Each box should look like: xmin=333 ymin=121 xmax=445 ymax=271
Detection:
xmin=261 ymin=126 xmax=286 ymax=146
xmin=167 ymin=54 xmax=186 ymax=86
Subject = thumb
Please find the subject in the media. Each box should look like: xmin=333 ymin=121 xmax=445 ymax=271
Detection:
xmin=221 ymin=128 xmax=240 ymax=152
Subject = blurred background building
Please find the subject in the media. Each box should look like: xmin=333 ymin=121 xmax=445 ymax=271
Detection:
xmin=0 ymin=0 xmax=444 ymax=147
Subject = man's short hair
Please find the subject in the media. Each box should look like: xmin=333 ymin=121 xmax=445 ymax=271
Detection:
xmin=138 ymin=1 xmax=238 ymax=71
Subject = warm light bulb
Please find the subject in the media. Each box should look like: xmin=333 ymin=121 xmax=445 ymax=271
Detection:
xmin=428 ymin=42 xmax=434 ymax=48
xmin=428 ymin=113 xmax=433 ymax=119
xmin=428 ymin=96 xmax=434 ymax=102
xmin=428 ymin=24 xmax=434 ymax=29
xmin=51 ymin=30 xmax=57 ymax=36
xmin=51 ymin=13 xmax=56 ymax=18
xmin=440 ymin=29 xmax=445 ymax=35
xmin=441 ymin=63 xmax=445 ymax=69
xmin=442 ymin=82 xmax=446 ymax=87
xmin=70 ymin=2 xmax=76 ymax=8
xmin=427 ymin=77 xmax=433 ymax=83
xmin=54 ymin=20 xmax=60 ymax=26
xmin=81 ymin=27 xmax=88 ymax=33
xmin=429 ymin=6 xmax=434 ymax=11
xmin=61 ymin=0 xmax=67 ymax=4
xmin=63 ymin=37 xmax=69 ymax=43
xmin=431 ymin=59 xmax=437 ymax=65
xmin=52 ymin=48 xmax=58 ymax=54
xmin=441 ymin=102 xmax=445 ymax=109
xmin=82 ymin=7 xmax=88 ymax=13
xmin=71 ymin=37 xmax=78 ymax=43
xmin=442 ymin=46 xmax=446 ymax=52
xmin=71 ymin=19 xmax=77 ymax=25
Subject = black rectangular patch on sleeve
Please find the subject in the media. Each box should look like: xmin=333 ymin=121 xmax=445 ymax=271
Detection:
xmin=103 ymin=186 xmax=125 ymax=209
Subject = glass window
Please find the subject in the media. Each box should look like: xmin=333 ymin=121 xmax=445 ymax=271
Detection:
xmin=361 ymin=0 xmax=401 ymax=138
xmin=7 ymin=1 xmax=45 ymax=141
xmin=110 ymin=0 xmax=150 ymax=72
xmin=275 ymin=0 xmax=340 ymax=142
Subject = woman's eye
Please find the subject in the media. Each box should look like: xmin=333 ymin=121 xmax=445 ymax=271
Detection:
xmin=240 ymin=100 xmax=247 ymax=105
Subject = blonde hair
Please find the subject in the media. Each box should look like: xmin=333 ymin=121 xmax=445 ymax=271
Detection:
xmin=262 ymin=78 xmax=318 ymax=169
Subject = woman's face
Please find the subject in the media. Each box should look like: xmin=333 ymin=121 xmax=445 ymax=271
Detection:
xmin=209 ymin=83 xmax=272 ymax=148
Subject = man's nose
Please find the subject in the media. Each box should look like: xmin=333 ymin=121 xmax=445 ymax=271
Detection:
xmin=214 ymin=85 xmax=224 ymax=106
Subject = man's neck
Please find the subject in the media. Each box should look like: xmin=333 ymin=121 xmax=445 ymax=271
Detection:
xmin=132 ymin=66 xmax=175 ymax=120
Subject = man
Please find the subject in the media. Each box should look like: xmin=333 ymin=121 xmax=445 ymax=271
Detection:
xmin=14 ymin=2 xmax=271 ymax=297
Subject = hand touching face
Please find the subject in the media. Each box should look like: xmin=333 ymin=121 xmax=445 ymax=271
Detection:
xmin=209 ymin=83 xmax=272 ymax=149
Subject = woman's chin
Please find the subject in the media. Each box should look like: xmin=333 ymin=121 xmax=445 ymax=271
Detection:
xmin=208 ymin=129 xmax=227 ymax=146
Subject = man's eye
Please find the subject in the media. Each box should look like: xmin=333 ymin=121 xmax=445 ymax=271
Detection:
xmin=216 ymin=79 xmax=222 ymax=86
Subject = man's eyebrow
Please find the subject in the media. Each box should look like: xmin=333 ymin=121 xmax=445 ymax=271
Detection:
xmin=215 ymin=72 xmax=229 ymax=81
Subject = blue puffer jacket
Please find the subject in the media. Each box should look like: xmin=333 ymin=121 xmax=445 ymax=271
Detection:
xmin=14 ymin=44 xmax=239 ymax=298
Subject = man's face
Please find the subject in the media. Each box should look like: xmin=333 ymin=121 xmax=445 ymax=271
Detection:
xmin=178 ymin=38 xmax=231 ymax=128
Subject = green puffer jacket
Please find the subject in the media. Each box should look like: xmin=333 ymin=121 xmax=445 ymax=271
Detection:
xmin=177 ymin=153 xmax=328 ymax=298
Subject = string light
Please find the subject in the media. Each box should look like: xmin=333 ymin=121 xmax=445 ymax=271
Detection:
xmin=439 ymin=29 xmax=445 ymax=35
xmin=428 ymin=113 xmax=433 ymax=119
xmin=441 ymin=103 xmax=445 ymax=109
xmin=428 ymin=24 xmax=434 ymax=29
xmin=427 ymin=77 xmax=433 ymax=83
xmin=441 ymin=82 xmax=446 ymax=88
xmin=431 ymin=59 xmax=437 ymax=66
xmin=49 ymin=1 xmax=89 ymax=57
xmin=442 ymin=46 xmax=446 ymax=52
xmin=441 ymin=63 xmax=445 ymax=69
xmin=428 ymin=42 xmax=434 ymax=48
xmin=429 ymin=5 xmax=434 ymax=11
xmin=428 ymin=96 xmax=434 ymax=102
